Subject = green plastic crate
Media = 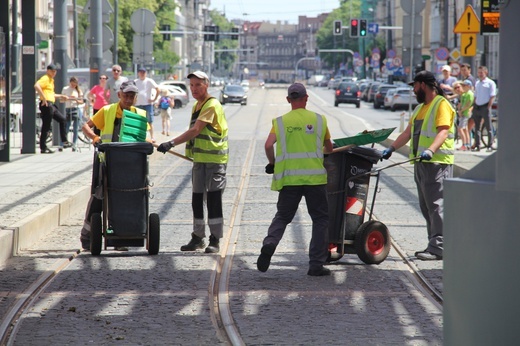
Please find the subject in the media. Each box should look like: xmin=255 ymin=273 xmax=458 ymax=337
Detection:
xmin=120 ymin=110 xmax=147 ymax=142
xmin=333 ymin=127 xmax=396 ymax=147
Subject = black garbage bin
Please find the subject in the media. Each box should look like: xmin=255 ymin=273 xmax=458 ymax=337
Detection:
xmin=325 ymin=146 xmax=390 ymax=264
xmin=90 ymin=142 xmax=160 ymax=255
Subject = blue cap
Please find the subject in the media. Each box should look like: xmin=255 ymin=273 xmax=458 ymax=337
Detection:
xmin=463 ymin=80 xmax=473 ymax=87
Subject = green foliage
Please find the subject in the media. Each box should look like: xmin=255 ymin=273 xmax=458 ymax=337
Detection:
xmin=210 ymin=10 xmax=239 ymax=76
xmin=76 ymin=0 xmax=180 ymax=73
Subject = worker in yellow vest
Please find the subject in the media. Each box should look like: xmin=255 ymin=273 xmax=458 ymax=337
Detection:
xmin=157 ymin=71 xmax=228 ymax=254
xmin=257 ymin=83 xmax=333 ymax=276
xmin=79 ymin=81 xmax=147 ymax=250
xmin=381 ymin=71 xmax=455 ymax=261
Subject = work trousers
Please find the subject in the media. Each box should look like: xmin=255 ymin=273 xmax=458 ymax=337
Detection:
xmin=39 ymin=102 xmax=68 ymax=150
xmin=192 ymin=162 xmax=227 ymax=239
xmin=414 ymin=162 xmax=453 ymax=257
xmin=263 ymin=184 xmax=329 ymax=267
xmin=472 ymin=104 xmax=494 ymax=149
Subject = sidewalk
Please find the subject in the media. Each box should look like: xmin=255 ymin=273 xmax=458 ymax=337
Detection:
xmin=0 ymin=130 xmax=493 ymax=266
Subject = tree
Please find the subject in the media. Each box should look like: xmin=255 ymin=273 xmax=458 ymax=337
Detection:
xmin=209 ymin=10 xmax=238 ymax=76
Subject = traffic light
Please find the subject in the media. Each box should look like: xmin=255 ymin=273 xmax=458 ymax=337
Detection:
xmin=231 ymin=27 xmax=239 ymax=40
xmin=161 ymin=24 xmax=170 ymax=41
xmin=350 ymin=19 xmax=359 ymax=37
xmin=359 ymin=19 xmax=367 ymax=37
xmin=204 ymin=25 xmax=219 ymax=41
xmin=333 ymin=20 xmax=342 ymax=35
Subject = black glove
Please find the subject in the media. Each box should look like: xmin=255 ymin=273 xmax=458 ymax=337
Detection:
xmin=93 ymin=138 xmax=102 ymax=149
xmin=157 ymin=141 xmax=173 ymax=154
xmin=381 ymin=146 xmax=395 ymax=160
xmin=419 ymin=149 xmax=433 ymax=161
xmin=265 ymin=163 xmax=275 ymax=174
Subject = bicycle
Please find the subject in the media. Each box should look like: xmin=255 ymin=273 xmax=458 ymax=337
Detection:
xmin=480 ymin=116 xmax=497 ymax=149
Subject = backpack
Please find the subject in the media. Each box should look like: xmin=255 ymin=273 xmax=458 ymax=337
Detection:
xmin=160 ymin=97 xmax=170 ymax=110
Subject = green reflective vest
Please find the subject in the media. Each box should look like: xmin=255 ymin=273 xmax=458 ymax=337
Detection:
xmin=100 ymin=103 xmax=146 ymax=143
xmin=186 ymin=98 xmax=229 ymax=164
xmin=410 ymin=95 xmax=455 ymax=164
xmin=271 ymin=109 xmax=328 ymax=191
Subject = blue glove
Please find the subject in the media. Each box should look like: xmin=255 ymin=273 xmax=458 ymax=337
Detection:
xmin=157 ymin=141 xmax=173 ymax=154
xmin=265 ymin=163 xmax=275 ymax=174
xmin=420 ymin=149 xmax=434 ymax=161
xmin=381 ymin=146 xmax=395 ymax=160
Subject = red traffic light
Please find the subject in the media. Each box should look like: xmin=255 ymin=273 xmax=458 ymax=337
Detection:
xmin=351 ymin=19 xmax=358 ymax=26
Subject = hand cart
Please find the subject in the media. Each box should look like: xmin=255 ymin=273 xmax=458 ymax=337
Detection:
xmin=326 ymin=128 xmax=403 ymax=264
xmin=90 ymin=142 xmax=160 ymax=256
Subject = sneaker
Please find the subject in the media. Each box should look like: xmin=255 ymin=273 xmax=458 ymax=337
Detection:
xmin=81 ymin=240 xmax=90 ymax=251
xmin=307 ymin=265 xmax=331 ymax=276
xmin=41 ymin=147 xmax=55 ymax=154
xmin=414 ymin=249 xmax=428 ymax=257
xmin=180 ymin=233 xmax=205 ymax=251
xmin=63 ymin=141 xmax=73 ymax=148
xmin=205 ymin=235 xmax=220 ymax=253
xmin=416 ymin=251 xmax=442 ymax=261
xmin=257 ymin=244 xmax=276 ymax=272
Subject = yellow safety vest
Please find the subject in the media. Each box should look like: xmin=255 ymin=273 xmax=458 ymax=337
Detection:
xmin=100 ymin=103 xmax=146 ymax=143
xmin=186 ymin=98 xmax=229 ymax=164
xmin=410 ymin=95 xmax=455 ymax=164
xmin=271 ymin=109 xmax=328 ymax=191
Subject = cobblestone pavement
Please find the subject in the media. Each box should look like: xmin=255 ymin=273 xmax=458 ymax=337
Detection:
xmin=3 ymin=139 xmax=443 ymax=345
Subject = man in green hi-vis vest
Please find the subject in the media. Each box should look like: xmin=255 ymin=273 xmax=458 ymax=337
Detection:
xmin=381 ymin=70 xmax=455 ymax=261
xmin=157 ymin=71 xmax=228 ymax=254
xmin=257 ymin=83 xmax=333 ymax=277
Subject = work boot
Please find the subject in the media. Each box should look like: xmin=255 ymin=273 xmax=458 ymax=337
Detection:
xmin=205 ymin=235 xmax=220 ymax=253
xmin=257 ymin=243 xmax=276 ymax=272
xmin=180 ymin=233 xmax=205 ymax=251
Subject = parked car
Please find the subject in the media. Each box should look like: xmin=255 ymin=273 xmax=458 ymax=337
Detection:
xmin=366 ymin=82 xmax=381 ymax=103
xmin=240 ymin=80 xmax=250 ymax=92
xmin=383 ymin=88 xmax=398 ymax=109
xmin=388 ymin=87 xmax=419 ymax=111
xmin=159 ymin=80 xmax=189 ymax=101
xmin=334 ymin=82 xmax=361 ymax=108
xmin=157 ymin=85 xmax=189 ymax=109
xmin=373 ymin=84 xmax=397 ymax=109
xmin=220 ymin=84 xmax=247 ymax=105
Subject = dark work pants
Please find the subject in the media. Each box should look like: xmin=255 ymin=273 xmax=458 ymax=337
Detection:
xmin=39 ymin=102 xmax=69 ymax=150
xmin=263 ymin=185 xmax=329 ymax=267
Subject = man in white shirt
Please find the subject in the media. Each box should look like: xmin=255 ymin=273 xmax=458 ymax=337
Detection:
xmin=135 ymin=67 xmax=160 ymax=142
xmin=472 ymin=65 xmax=497 ymax=151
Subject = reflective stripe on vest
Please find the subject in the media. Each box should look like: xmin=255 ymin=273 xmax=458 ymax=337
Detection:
xmin=271 ymin=111 xmax=327 ymax=191
xmin=410 ymin=95 xmax=455 ymax=164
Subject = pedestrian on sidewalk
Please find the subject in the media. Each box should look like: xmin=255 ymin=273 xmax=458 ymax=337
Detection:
xmin=135 ymin=67 xmax=160 ymax=142
xmin=158 ymin=88 xmax=173 ymax=136
xmin=257 ymin=83 xmax=333 ymax=276
xmin=156 ymin=71 xmax=228 ymax=254
xmin=457 ymin=80 xmax=474 ymax=151
xmin=472 ymin=66 xmax=497 ymax=152
xmin=61 ymin=76 xmax=84 ymax=151
xmin=89 ymin=74 xmax=109 ymax=114
xmin=34 ymin=63 xmax=74 ymax=153
xmin=381 ymin=71 xmax=455 ymax=261
xmin=79 ymin=80 xmax=148 ymax=251
xmin=104 ymin=64 xmax=127 ymax=104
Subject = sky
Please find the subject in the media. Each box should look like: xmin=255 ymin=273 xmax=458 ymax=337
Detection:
xmin=208 ymin=0 xmax=340 ymax=24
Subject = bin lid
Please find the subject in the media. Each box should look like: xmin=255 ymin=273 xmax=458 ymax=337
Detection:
xmin=333 ymin=127 xmax=396 ymax=147
xmin=98 ymin=142 xmax=154 ymax=155
xmin=345 ymin=146 xmax=382 ymax=164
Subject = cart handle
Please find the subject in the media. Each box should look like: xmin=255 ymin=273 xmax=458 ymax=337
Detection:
xmin=152 ymin=143 xmax=193 ymax=162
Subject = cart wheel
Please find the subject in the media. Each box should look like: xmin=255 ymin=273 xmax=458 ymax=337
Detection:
xmin=355 ymin=220 xmax=390 ymax=264
xmin=147 ymin=213 xmax=160 ymax=255
xmin=90 ymin=213 xmax=103 ymax=256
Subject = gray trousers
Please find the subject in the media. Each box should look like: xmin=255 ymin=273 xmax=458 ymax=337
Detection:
xmin=263 ymin=185 xmax=329 ymax=267
xmin=414 ymin=162 xmax=453 ymax=256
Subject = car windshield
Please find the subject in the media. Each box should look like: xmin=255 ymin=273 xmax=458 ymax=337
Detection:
xmin=226 ymin=85 xmax=244 ymax=92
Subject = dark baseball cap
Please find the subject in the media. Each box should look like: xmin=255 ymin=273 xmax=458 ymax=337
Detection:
xmin=47 ymin=63 xmax=58 ymax=70
xmin=138 ymin=67 xmax=147 ymax=72
xmin=120 ymin=80 xmax=138 ymax=93
xmin=408 ymin=70 xmax=437 ymax=86
xmin=287 ymin=83 xmax=307 ymax=99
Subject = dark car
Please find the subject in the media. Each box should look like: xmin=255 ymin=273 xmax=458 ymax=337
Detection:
xmin=220 ymin=85 xmax=247 ymax=105
xmin=373 ymin=84 xmax=397 ymax=109
xmin=334 ymin=82 xmax=361 ymax=108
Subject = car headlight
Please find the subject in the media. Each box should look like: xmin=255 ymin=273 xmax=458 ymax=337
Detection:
xmin=222 ymin=94 xmax=228 ymax=98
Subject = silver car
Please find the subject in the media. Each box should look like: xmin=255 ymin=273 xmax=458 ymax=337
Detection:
xmin=388 ymin=87 xmax=418 ymax=111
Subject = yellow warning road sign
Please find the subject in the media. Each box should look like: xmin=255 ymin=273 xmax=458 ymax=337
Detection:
xmin=454 ymin=5 xmax=480 ymax=33
xmin=461 ymin=34 xmax=477 ymax=56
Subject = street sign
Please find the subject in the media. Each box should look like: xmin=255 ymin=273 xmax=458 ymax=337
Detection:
xmin=435 ymin=47 xmax=449 ymax=61
xmin=481 ymin=0 xmax=500 ymax=35
xmin=460 ymin=34 xmax=477 ymax=56
xmin=453 ymin=5 xmax=480 ymax=33
xmin=450 ymin=48 xmax=461 ymax=61
xmin=393 ymin=57 xmax=402 ymax=67
xmin=401 ymin=0 xmax=426 ymax=15
xmin=130 ymin=8 xmax=156 ymax=34
xmin=450 ymin=62 xmax=461 ymax=76
xmin=368 ymin=23 xmax=379 ymax=34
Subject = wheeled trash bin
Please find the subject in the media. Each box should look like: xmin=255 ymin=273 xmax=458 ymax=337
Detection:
xmin=90 ymin=142 xmax=160 ymax=256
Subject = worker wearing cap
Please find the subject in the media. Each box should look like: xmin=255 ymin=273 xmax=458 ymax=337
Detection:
xmin=381 ymin=71 xmax=455 ymax=261
xmin=79 ymin=80 xmax=148 ymax=250
xmin=257 ymin=83 xmax=334 ymax=276
xmin=157 ymin=71 xmax=228 ymax=254
xmin=34 ymin=63 xmax=74 ymax=153
xmin=438 ymin=64 xmax=457 ymax=97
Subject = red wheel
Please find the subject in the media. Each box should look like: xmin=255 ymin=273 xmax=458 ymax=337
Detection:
xmin=355 ymin=221 xmax=390 ymax=264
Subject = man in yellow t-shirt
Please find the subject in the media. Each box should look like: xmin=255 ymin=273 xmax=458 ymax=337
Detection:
xmin=34 ymin=64 xmax=73 ymax=153
xmin=381 ymin=71 xmax=455 ymax=261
